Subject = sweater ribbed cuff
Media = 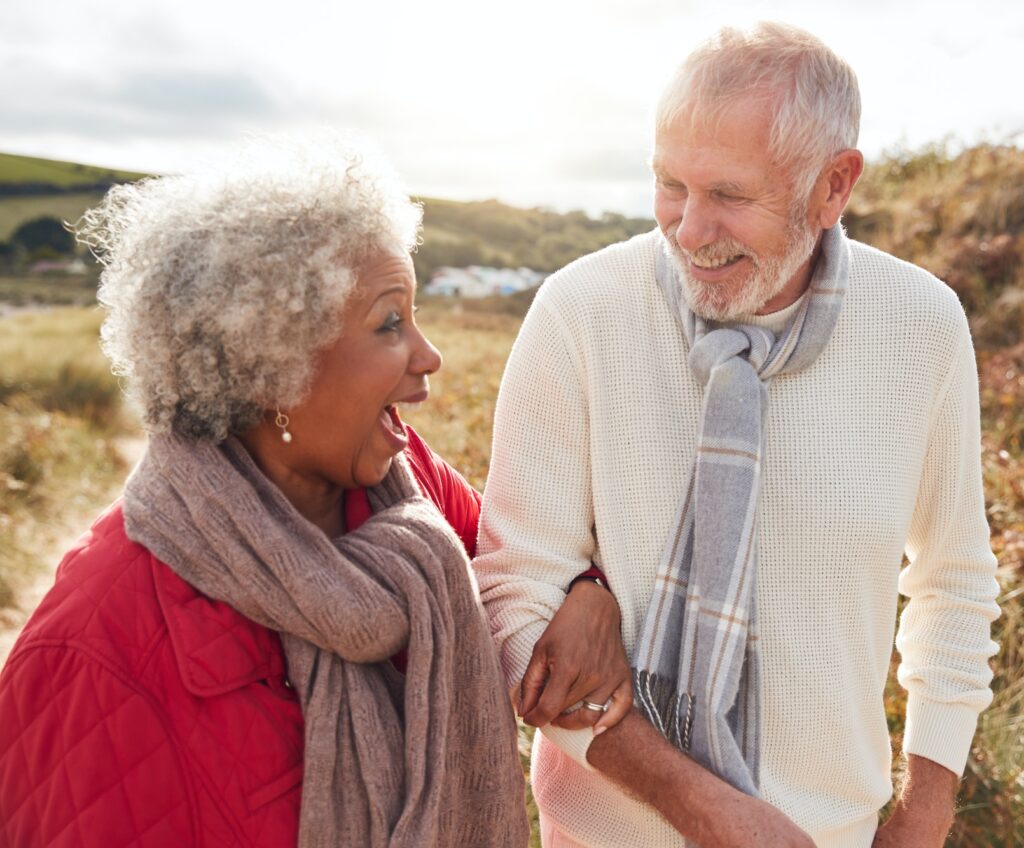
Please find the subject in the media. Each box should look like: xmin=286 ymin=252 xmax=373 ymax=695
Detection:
xmin=494 ymin=618 xmax=599 ymax=772
xmin=902 ymin=693 xmax=979 ymax=776
xmin=539 ymin=724 xmax=597 ymax=772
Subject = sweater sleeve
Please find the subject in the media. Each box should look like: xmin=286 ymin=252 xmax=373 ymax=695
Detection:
xmin=897 ymin=315 xmax=1001 ymax=776
xmin=475 ymin=291 xmax=599 ymax=769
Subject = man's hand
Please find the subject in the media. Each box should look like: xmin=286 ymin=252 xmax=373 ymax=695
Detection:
xmin=872 ymin=755 xmax=958 ymax=847
xmin=517 ymin=578 xmax=632 ymax=735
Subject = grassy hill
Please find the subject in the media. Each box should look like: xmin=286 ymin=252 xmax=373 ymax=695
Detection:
xmin=0 ymin=150 xmax=655 ymax=289
xmin=414 ymin=197 xmax=653 ymax=282
xmin=1 ymin=144 xmax=1022 ymax=333
xmin=0 ymin=192 xmax=111 ymax=240
xmin=0 ymin=152 xmax=148 ymax=196
xmin=0 ymin=152 xmax=149 ymax=246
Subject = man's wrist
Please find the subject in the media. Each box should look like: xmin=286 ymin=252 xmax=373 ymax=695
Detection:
xmin=888 ymin=754 xmax=958 ymax=836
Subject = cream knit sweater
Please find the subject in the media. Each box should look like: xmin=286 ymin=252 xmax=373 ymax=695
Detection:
xmin=475 ymin=228 xmax=1000 ymax=848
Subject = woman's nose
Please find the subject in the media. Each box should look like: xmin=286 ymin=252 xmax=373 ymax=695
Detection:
xmin=412 ymin=328 xmax=442 ymax=376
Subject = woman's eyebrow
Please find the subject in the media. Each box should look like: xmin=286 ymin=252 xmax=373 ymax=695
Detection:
xmin=369 ymin=285 xmax=410 ymax=306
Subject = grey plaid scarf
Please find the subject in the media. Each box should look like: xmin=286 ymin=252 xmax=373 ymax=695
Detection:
xmin=633 ymin=225 xmax=849 ymax=796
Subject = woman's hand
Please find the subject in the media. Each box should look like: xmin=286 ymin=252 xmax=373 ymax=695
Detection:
xmin=517 ymin=578 xmax=632 ymax=735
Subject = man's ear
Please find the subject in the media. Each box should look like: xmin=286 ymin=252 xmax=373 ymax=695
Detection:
xmin=815 ymin=148 xmax=864 ymax=230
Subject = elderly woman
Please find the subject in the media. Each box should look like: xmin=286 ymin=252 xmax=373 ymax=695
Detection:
xmin=0 ymin=138 xmax=629 ymax=847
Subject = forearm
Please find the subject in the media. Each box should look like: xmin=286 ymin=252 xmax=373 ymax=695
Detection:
xmin=874 ymin=754 xmax=958 ymax=847
xmin=586 ymin=711 xmax=742 ymax=843
xmin=892 ymin=755 xmax=958 ymax=829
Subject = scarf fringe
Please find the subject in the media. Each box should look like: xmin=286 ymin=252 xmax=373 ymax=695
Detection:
xmin=633 ymin=669 xmax=694 ymax=751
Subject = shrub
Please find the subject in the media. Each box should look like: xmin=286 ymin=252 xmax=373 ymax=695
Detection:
xmin=11 ymin=216 xmax=74 ymax=255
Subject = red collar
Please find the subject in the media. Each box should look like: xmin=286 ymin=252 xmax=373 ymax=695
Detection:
xmin=153 ymin=555 xmax=286 ymax=697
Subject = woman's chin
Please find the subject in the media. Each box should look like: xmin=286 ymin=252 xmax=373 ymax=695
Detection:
xmin=353 ymin=454 xmax=396 ymax=489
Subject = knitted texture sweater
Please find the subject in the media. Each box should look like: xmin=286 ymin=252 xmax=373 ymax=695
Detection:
xmin=475 ymin=228 xmax=1000 ymax=848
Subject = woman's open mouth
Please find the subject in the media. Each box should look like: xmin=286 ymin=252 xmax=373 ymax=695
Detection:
xmin=379 ymin=404 xmax=409 ymax=451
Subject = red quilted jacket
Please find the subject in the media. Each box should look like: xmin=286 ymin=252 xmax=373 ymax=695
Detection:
xmin=0 ymin=428 xmax=482 ymax=848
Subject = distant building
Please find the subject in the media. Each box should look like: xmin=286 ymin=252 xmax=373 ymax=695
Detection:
xmin=424 ymin=266 xmax=545 ymax=298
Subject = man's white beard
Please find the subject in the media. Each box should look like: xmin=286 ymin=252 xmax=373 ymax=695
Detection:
xmin=661 ymin=218 xmax=818 ymax=322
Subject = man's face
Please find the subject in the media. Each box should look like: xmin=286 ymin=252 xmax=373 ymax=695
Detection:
xmin=652 ymin=95 xmax=820 ymax=321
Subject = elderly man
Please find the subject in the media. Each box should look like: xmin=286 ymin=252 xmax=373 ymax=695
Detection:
xmin=474 ymin=22 xmax=1000 ymax=848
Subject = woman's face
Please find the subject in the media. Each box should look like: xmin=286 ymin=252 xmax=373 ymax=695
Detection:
xmin=284 ymin=251 xmax=441 ymax=489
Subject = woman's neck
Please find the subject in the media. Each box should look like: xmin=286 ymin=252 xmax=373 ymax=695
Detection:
xmin=237 ymin=427 xmax=346 ymax=538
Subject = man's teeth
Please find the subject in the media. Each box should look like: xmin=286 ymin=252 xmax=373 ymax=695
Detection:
xmin=691 ymin=254 xmax=742 ymax=269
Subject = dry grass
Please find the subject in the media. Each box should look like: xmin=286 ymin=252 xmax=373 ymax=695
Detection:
xmin=847 ymin=143 xmax=1024 ymax=351
xmin=0 ymin=308 xmax=130 ymax=618
xmin=399 ymin=298 xmax=522 ymax=491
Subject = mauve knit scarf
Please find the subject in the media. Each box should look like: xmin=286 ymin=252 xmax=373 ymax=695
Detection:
xmin=123 ymin=433 xmax=528 ymax=848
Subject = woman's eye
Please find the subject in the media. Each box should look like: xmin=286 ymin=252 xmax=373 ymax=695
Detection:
xmin=379 ymin=311 xmax=403 ymax=333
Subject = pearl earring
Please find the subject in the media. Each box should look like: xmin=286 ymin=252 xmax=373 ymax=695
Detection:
xmin=274 ymin=409 xmax=293 ymax=443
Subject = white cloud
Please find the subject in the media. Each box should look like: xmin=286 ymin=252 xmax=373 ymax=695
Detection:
xmin=1 ymin=0 xmax=1021 ymax=215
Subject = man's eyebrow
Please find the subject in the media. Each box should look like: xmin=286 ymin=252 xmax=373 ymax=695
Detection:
xmin=708 ymin=180 xmax=748 ymax=194
xmin=650 ymin=161 xmax=676 ymax=181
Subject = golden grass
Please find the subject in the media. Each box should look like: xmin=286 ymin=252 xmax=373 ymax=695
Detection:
xmin=398 ymin=299 xmax=521 ymax=491
xmin=0 ymin=307 xmax=130 ymax=615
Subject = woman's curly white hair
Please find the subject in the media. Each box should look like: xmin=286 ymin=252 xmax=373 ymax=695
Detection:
xmin=77 ymin=134 xmax=422 ymax=441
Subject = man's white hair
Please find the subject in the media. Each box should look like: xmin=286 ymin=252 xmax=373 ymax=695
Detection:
xmin=76 ymin=133 xmax=422 ymax=442
xmin=656 ymin=22 xmax=861 ymax=205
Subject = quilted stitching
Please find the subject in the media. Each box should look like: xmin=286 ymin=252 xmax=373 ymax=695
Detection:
xmin=0 ymin=433 xmax=477 ymax=846
xmin=1 ymin=647 xmax=193 ymax=847
xmin=0 ymin=505 xmax=303 ymax=847
xmin=154 ymin=561 xmax=283 ymax=697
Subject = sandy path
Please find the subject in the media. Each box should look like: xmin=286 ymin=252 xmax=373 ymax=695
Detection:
xmin=0 ymin=434 xmax=147 ymax=667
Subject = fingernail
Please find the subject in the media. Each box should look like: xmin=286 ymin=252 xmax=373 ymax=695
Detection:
xmin=594 ymin=726 xmax=607 ymax=736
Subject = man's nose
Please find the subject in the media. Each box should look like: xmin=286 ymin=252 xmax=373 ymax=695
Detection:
xmin=674 ymin=194 xmax=718 ymax=254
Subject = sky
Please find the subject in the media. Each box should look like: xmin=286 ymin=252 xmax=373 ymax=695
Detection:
xmin=2 ymin=0 xmax=1022 ymax=217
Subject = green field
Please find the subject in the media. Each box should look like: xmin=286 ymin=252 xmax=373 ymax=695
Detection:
xmin=0 ymin=192 xmax=107 ymax=240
